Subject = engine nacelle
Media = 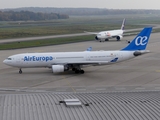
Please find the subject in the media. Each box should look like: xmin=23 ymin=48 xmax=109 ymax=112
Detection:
xmin=95 ymin=36 xmax=98 ymax=40
xmin=52 ymin=65 xmax=65 ymax=73
xmin=116 ymin=35 xmax=123 ymax=41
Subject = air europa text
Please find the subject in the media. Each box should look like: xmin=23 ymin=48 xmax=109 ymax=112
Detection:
xmin=24 ymin=56 xmax=53 ymax=62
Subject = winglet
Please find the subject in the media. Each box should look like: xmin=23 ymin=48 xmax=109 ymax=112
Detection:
xmin=121 ymin=18 xmax=126 ymax=30
xmin=121 ymin=27 xmax=152 ymax=51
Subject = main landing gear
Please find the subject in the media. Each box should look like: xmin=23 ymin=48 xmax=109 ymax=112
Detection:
xmin=19 ymin=69 xmax=22 ymax=74
xmin=75 ymin=70 xmax=84 ymax=74
xmin=72 ymin=68 xmax=85 ymax=74
xmin=99 ymin=39 xmax=108 ymax=42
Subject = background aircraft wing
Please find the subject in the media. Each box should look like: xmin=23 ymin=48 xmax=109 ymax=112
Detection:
xmin=84 ymin=31 xmax=99 ymax=35
xmin=123 ymin=32 xmax=138 ymax=36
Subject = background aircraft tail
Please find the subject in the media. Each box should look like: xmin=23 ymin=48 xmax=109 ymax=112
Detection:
xmin=121 ymin=18 xmax=126 ymax=30
xmin=86 ymin=47 xmax=92 ymax=51
xmin=121 ymin=27 xmax=152 ymax=51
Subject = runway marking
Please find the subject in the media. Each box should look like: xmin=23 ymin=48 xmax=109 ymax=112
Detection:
xmin=19 ymin=81 xmax=50 ymax=90
xmin=135 ymin=87 xmax=145 ymax=90
xmin=62 ymin=76 xmax=76 ymax=93
xmin=154 ymin=87 xmax=160 ymax=89
xmin=56 ymin=89 xmax=67 ymax=92
xmin=115 ymin=87 xmax=126 ymax=90
xmin=76 ymin=89 xmax=86 ymax=91
xmin=96 ymin=88 xmax=106 ymax=91
xmin=155 ymin=70 xmax=160 ymax=73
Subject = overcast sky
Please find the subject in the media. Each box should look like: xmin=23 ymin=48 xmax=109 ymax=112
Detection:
xmin=1 ymin=0 xmax=160 ymax=9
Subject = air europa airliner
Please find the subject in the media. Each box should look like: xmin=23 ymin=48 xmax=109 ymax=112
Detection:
xmin=3 ymin=27 xmax=152 ymax=74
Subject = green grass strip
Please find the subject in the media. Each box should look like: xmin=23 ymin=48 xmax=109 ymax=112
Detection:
xmin=0 ymin=35 xmax=94 ymax=50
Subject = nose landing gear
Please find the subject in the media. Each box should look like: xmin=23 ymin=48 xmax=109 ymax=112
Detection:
xmin=19 ymin=69 xmax=22 ymax=74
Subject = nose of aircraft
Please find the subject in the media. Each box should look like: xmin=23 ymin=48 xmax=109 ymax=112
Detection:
xmin=3 ymin=59 xmax=12 ymax=66
xmin=3 ymin=59 xmax=8 ymax=65
xmin=95 ymin=34 xmax=101 ymax=40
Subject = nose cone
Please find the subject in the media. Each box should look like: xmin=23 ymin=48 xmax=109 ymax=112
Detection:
xmin=3 ymin=59 xmax=12 ymax=66
xmin=96 ymin=34 xmax=102 ymax=40
xmin=3 ymin=59 xmax=7 ymax=64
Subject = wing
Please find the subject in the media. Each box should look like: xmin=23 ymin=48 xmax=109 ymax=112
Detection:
xmin=123 ymin=32 xmax=138 ymax=36
xmin=53 ymin=61 xmax=109 ymax=65
xmin=84 ymin=31 xmax=99 ymax=35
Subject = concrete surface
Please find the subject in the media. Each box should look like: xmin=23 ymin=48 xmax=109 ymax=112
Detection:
xmin=0 ymin=32 xmax=160 ymax=93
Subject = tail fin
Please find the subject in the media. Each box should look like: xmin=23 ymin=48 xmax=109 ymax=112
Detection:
xmin=121 ymin=18 xmax=126 ymax=30
xmin=86 ymin=47 xmax=92 ymax=51
xmin=121 ymin=27 xmax=152 ymax=51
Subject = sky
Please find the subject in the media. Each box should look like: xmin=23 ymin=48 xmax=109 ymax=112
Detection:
xmin=1 ymin=0 xmax=160 ymax=9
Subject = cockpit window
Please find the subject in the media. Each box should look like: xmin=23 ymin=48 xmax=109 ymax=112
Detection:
xmin=7 ymin=58 xmax=12 ymax=60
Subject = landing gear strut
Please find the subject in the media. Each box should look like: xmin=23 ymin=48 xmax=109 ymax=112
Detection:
xmin=75 ymin=70 xmax=84 ymax=74
xmin=80 ymin=70 xmax=84 ymax=74
xmin=72 ymin=67 xmax=85 ymax=74
xmin=19 ymin=69 xmax=22 ymax=74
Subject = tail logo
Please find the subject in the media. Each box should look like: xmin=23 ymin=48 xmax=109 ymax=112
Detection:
xmin=135 ymin=36 xmax=148 ymax=46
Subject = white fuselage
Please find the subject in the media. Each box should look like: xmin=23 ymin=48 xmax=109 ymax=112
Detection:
xmin=97 ymin=30 xmax=123 ymax=39
xmin=4 ymin=50 xmax=135 ymax=68
xmin=3 ymin=27 xmax=152 ymax=74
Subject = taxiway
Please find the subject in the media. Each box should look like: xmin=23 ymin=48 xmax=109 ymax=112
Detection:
xmin=0 ymin=32 xmax=160 ymax=93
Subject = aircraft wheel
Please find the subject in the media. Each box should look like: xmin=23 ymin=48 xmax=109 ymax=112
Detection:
xmin=19 ymin=69 xmax=22 ymax=74
xmin=80 ymin=70 xmax=84 ymax=74
xmin=72 ymin=68 xmax=76 ymax=71
xmin=75 ymin=70 xmax=80 ymax=74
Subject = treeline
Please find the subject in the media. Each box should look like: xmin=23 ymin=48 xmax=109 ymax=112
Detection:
xmin=3 ymin=7 xmax=160 ymax=16
xmin=0 ymin=11 xmax=69 ymax=21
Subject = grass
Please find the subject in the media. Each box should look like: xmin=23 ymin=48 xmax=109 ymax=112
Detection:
xmin=0 ymin=35 xmax=94 ymax=50
xmin=0 ymin=14 xmax=160 ymax=49
xmin=1 ymin=14 xmax=159 ymax=39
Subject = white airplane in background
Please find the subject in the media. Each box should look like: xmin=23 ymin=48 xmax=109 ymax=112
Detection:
xmin=85 ymin=18 xmax=126 ymax=42
xmin=3 ymin=27 xmax=152 ymax=74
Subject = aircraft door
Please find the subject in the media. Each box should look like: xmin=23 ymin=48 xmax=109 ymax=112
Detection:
xmin=116 ymin=52 xmax=123 ymax=61
xmin=85 ymin=52 xmax=90 ymax=61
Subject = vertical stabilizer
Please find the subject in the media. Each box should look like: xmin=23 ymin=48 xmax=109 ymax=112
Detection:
xmin=121 ymin=27 xmax=152 ymax=51
xmin=121 ymin=18 xmax=126 ymax=30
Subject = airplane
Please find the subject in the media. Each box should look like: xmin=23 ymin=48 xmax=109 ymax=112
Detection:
xmin=3 ymin=27 xmax=152 ymax=74
xmin=85 ymin=18 xmax=126 ymax=42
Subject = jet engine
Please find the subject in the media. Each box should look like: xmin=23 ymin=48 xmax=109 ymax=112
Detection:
xmin=95 ymin=36 xmax=98 ymax=40
xmin=116 ymin=35 xmax=123 ymax=41
xmin=52 ymin=65 xmax=69 ymax=73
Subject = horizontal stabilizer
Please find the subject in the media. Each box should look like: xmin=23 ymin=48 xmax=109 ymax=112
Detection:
xmin=133 ymin=50 xmax=150 ymax=56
